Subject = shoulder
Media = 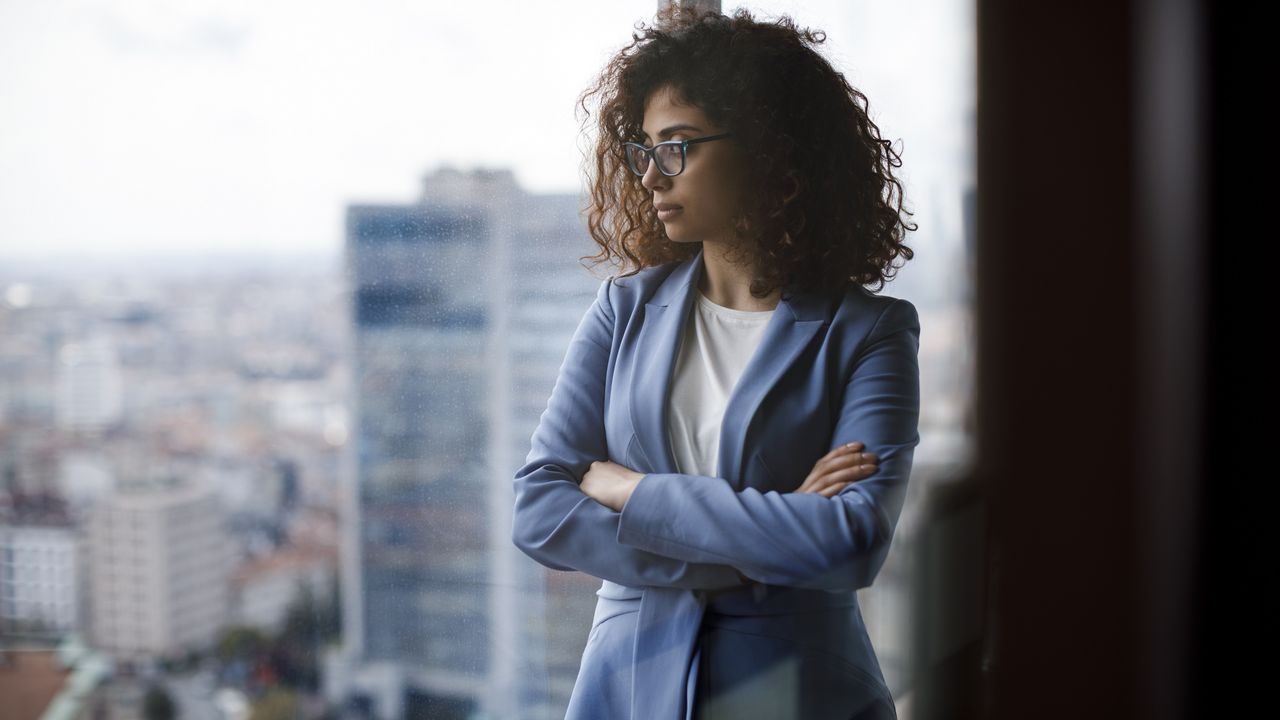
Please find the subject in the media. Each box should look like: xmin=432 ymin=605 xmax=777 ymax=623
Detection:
xmin=832 ymin=285 xmax=919 ymax=333
xmin=822 ymin=285 xmax=921 ymax=356
xmin=598 ymin=261 xmax=685 ymax=317
xmin=820 ymin=286 xmax=921 ymax=387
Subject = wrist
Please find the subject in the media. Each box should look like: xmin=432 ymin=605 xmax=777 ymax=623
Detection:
xmin=620 ymin=471 xmax=645 ymax=510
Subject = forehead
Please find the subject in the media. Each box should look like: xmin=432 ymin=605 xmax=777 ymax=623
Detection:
xmin=641 ymin=85 xmax=710 ymax=137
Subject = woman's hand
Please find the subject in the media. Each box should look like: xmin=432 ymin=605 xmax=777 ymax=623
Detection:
xmin=792 ymin=441 xmax=879 ymax=497
xmin=581 ymin=460 xmax=645 ymax=512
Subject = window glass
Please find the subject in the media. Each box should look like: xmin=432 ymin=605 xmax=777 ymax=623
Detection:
xmin=0 ymin=2 xmax=972 ymax=718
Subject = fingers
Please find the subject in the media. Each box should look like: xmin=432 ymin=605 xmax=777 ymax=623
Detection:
xmin=814 ymin=443 xmax=879 ymax=473
xmin=820 ymin=441 xmax=864 ymax=463
xmin=815 ymin=465 xmax=877 ymax=496
xmin=788 ymin=458 xmax=880 ymax=491
xmin=795 ymin=445 xmax=880 ymax=494
xmin=814 ymin=462 xmax=879 ymax=494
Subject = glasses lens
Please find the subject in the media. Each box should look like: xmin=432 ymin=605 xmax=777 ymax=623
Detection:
xmin=625 ymin=145 xmax=648 ymax=176
xmin=655 ymin=144 xmax=682 ymax=175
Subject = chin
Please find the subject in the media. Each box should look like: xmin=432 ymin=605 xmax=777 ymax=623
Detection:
xmin=663 ymin=228 xmax=696 ymax=244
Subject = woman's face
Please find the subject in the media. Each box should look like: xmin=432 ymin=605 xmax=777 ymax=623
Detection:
xmin=638 ymin=84 xmax=749 ymax=247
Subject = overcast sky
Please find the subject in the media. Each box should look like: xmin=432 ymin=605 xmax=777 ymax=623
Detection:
xmin=0 ymin=0 xmax=973 ymax=260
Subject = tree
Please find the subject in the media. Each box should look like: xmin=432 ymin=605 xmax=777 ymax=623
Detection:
xmin=142 ymin=685 xmax=176 ymax=720
xmin=217 ymin=625 xmax=270 ymax=664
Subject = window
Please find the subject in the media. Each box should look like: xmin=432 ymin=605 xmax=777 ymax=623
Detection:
xmin=1 ymin=2 xmax=973 ymax=718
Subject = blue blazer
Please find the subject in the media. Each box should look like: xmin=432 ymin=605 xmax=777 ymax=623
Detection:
xmin=512 ymin=246 xmax=921 ymax=719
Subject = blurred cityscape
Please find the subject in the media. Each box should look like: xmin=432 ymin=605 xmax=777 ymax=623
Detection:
xmin=0 ymin=167 xmax=974 ymax=720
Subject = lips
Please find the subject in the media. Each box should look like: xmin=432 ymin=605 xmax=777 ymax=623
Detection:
xmin=655 ymin=203 xmax=683 ymax=222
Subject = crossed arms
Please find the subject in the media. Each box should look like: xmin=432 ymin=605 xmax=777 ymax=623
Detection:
xmin=510 ymin=277 xmax=921 ymax=593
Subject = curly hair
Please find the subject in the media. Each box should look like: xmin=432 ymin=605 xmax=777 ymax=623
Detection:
xmin=576 ymin=4 xmax=916 ymax=296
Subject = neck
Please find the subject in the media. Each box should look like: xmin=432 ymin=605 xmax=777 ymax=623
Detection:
xmin=698 ymin=242 xmax=781 ymax=311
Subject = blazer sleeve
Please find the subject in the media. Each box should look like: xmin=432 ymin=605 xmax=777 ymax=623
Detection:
xmin=615 ymin=297 xmax=921 ymax=592
xmin=511 ymin=277 xmax=750 ymax=591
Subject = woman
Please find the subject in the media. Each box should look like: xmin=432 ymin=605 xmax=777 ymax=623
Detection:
xmin=511 ymin=6 xmax=919 ymax=719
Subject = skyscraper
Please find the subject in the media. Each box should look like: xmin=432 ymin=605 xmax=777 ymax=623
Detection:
xmin=333 ymin=167 xmax=603 ymax=720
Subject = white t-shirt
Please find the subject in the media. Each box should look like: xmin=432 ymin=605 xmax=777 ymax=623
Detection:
xmin=666 ymin=289 xmax=776 ymax=479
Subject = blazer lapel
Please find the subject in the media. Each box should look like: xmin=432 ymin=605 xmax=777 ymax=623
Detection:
xmin=628 ymin=246 xmax=833 ymax=490
xmin=627 ymin=252 xmax=699 ymax=477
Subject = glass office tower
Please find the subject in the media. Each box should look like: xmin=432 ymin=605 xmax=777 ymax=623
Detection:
xmin=338 ymin=168 xmax=603 ymax=720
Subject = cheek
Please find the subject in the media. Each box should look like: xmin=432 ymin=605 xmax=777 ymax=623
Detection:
xmin=682 ymin=163 xmax=746 ymax=227
xmin=710 ymin=174 xmax=748 ymax=220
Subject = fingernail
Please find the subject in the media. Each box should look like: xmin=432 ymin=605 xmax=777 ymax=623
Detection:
xmin=845 ymin=442 xmax=862 ymax=450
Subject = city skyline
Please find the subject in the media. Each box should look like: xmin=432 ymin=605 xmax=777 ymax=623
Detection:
xmin=0 ymin=164 xmax=974 ymax=718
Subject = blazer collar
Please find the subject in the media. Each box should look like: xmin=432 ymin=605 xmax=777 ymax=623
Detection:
xmin=628 ymin=246 xmax=834 ymax=489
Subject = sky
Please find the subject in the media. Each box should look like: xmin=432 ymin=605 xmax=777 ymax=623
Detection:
xmin=0 ymin=0 xmax=974 ymax=260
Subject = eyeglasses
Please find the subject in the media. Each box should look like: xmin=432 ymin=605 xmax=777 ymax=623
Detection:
xmin=622 ymin=132 xmax=734 ymax=177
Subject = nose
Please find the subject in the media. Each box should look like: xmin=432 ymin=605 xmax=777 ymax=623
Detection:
xmin=640 ymin=156 xmax=670 ymax=192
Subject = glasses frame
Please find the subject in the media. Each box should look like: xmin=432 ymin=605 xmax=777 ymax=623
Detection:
xmin=622 ymin=132 xmax=734 ymax=177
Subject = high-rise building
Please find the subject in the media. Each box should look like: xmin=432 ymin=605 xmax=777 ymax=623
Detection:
xmin=329 ymin=167 xmax=604 ymax=720
xmin=86 ymin=479 xmax=233 ymax=660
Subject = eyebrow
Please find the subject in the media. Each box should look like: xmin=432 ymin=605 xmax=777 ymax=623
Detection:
xmin=641 ymin=123 xmax=702 ymax=142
